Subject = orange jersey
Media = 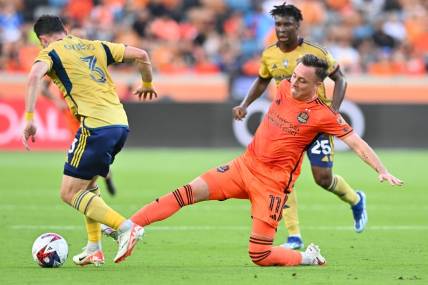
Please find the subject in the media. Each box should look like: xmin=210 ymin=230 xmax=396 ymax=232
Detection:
xmin=244 ymin=80 xmax=353 ymax=191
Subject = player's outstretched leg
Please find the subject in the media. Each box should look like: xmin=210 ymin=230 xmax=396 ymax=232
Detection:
xmin=282 ymin=190 xmax=304 ymax=249
xmin=249 ymin=218 xmax=325 ymax=266
xmin=131 ymin=184 xmax=198 ymax=227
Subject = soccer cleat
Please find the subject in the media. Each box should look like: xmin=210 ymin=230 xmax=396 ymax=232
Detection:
xmin=303 ymin=243 xmax=326 ymax=265
xmin=104 ymin=177 xmax=117 ymax=196
xmin=72 ymin=249 xmax=105 ymax=267
xmin=351 ymin=191 xmax=367 ymax=233
xmin=113 ymin=223 xmax=144 ymax=263
xmin=101 ymin=224 xmax=119 ymax=241
xmin=282 ymin=236 xmax=304 ymax=250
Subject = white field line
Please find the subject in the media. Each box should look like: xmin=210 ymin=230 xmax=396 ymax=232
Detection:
xmin=9 ymin=225 xmax=428 ymax=231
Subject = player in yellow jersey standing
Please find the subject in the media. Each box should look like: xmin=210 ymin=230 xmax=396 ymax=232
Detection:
xmin=22 ymin=15 xmax=157 ymax=265
xmin=233 ymin=3 xmax=365 ymax=249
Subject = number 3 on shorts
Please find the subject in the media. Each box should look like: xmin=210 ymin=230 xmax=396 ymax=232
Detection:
xmin=68 ymin=138 xmax=78 ymax=154
xmin=311 ymin=139 xmax=331 ymax=155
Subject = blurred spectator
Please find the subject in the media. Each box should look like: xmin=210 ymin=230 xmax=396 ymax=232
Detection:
xmin=1 ymin=0 xmax=428 ymax=76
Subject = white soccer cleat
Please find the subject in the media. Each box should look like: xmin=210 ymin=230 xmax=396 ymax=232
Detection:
xmin=72 ymin=249 xmax=105 ymax=267
xmin=113 ymin=223 xmax=144 ymax=263
xmin=303 ymin=243 xmax=326 ymax=266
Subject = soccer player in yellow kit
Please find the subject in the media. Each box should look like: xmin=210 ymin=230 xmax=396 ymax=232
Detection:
xmin=22 ymin=15 xmax=157 ymax=266
xmin=235 ymin=3 xmax=366 ymax=249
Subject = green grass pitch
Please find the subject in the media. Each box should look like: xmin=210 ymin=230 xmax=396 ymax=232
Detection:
xmin=0 ymin=149 xmax=427 ymax=285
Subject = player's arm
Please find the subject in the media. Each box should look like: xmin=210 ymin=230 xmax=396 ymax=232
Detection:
xmin=123 ymin=46 xmax=157 ymax=101
xmin=233 ymin=76 xmax=271 ymax=120
xmin=329 ymin=66 xmax=347 ymax=111
xmin=341 ymin=133 xmax=403 ymax=186
xmin=22 ymin=61 xmax=49 ymax=150
xmin=40 ymin=79 xmax=67 ymax=110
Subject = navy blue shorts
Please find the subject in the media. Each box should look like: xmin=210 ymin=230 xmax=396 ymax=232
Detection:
xmin=64 ymin=125 xmax=129 ymax=180
xmin=306 ymin=134 xmax=334 ymax=168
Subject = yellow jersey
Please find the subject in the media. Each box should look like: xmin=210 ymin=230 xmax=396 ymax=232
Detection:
xmin=35 ymin=35 xmax=127 ymax=128
xmin=258 ymin=39 xmax=338 ymax=105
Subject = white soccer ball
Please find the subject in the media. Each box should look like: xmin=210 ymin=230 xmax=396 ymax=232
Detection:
xmin=32 ymin=233 xmax=68 ymax=268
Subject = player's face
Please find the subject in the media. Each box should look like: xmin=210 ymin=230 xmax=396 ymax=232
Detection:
xmin=274 ymin=15 xmax=299 ymax=43
xmin=290 ymin=63 xmax=321 ymax=100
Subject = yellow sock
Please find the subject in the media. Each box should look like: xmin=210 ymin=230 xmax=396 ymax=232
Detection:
xmin=85 ymin=187 xmax=101 ymax=243
xmin=71 ymin=189 xmax=125 ymax=230
xmin=283 ymin=190 xmax=301 ymax=236
xmin=328 ymin=175 xmax=359 ymax=206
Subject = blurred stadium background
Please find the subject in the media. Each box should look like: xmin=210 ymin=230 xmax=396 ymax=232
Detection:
xmin=0 ymin=0 xmax=427 ymax=150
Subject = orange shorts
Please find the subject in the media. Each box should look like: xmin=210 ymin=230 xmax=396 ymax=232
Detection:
xmin=201 ymin=155 xmax=288 ymax=228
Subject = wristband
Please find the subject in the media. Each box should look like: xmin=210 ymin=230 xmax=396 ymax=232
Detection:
xmin=143 ymin=82 xmax=153 ymax=88
xmin=25 ymin=112 xmax=34 ymax=121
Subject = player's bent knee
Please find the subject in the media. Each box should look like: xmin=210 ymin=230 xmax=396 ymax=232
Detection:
xmin=313 ymin=171 xmax=332 ymax=189
xmin=189 ymin=177 xmax=210 ymax=202
xmin=59 ymin=190 xmax=73 ymax=204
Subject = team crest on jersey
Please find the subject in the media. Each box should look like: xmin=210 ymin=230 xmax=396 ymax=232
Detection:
xmin=272 ymin=63 xmax=277 ymax=69
xmin=275 ymin=99 xmax=281 ymax=105
xmin=283 ymin=60 xmax=288 ymax=67
xmin=297 ymin=112 xmax=309 ymax=124
xmin=217 ymin=165 xmax=230 ymax=173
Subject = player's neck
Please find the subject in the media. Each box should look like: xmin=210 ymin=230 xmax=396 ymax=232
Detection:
xmin=277 ymin=38 xmax=300 ymax=52
xmin=292 ymin=93 xmax=317 ymax=103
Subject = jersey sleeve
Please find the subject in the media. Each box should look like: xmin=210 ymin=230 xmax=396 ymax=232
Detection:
xmin=34 ymin=48 xmax=53 ymax=71
xmin=319 ymin=111 xmax=353 ymax=139
xmin=258 ymin=51 xmax=271 ymax=79
xmin=100 ymin=41 xmax=126 ymax=65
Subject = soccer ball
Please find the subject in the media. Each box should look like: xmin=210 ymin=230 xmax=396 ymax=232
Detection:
xmin=32 ymin=233 xmax=68 ymax=268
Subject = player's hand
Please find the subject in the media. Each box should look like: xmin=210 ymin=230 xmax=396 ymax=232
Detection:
xmin=133 ymin=85 xmax=158 ymax=101
xmin=22 ymin=121 xmax=37 ymax=151
xmin=233 ymin=106 xmax=247 ymax=120
xmin=378 ymin=172 xmax=403 ymax=186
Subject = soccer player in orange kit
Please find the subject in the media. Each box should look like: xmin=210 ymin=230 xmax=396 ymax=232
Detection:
xmin=125 ymin=54 xmax=402 ymax=266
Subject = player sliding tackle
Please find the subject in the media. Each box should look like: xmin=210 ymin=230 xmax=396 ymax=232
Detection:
xmin=104 ymin=54 xmax=403 ymax=266
xmin=22 ymin=15 xmax=157 ymax=266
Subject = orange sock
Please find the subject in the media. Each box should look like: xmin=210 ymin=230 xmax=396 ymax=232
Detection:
xmin=249 ymin=218 xmax=302 ymax=266
xmin=131 ymin=185 xmax=194 ymax=226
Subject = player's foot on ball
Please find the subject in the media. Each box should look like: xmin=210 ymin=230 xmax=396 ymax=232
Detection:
xmin=101 ymin=224 xmax=118 ymax=241
xmin=302 ymin=243 xmax=326 ymax=265
xmin=282 ymin=236 xmax=304 ymax=249
xmin=113 ymin=223 xmax=144 ymax=263
xmin=104 ymin=176 xmax=117 ymax=196
xmin=72 ymin=249 xmax=105 ymax=267
xmin=351 ymin=191 xmax=367 ymax=233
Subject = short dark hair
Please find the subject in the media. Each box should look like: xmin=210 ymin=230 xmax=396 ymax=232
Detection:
xmin=299 ymin=54 xmax=329 ymax=81
xmin=34 ymin=15 xmax=66 ymax=38
xmin=270 ymin=2 xmax=303 ymax=22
